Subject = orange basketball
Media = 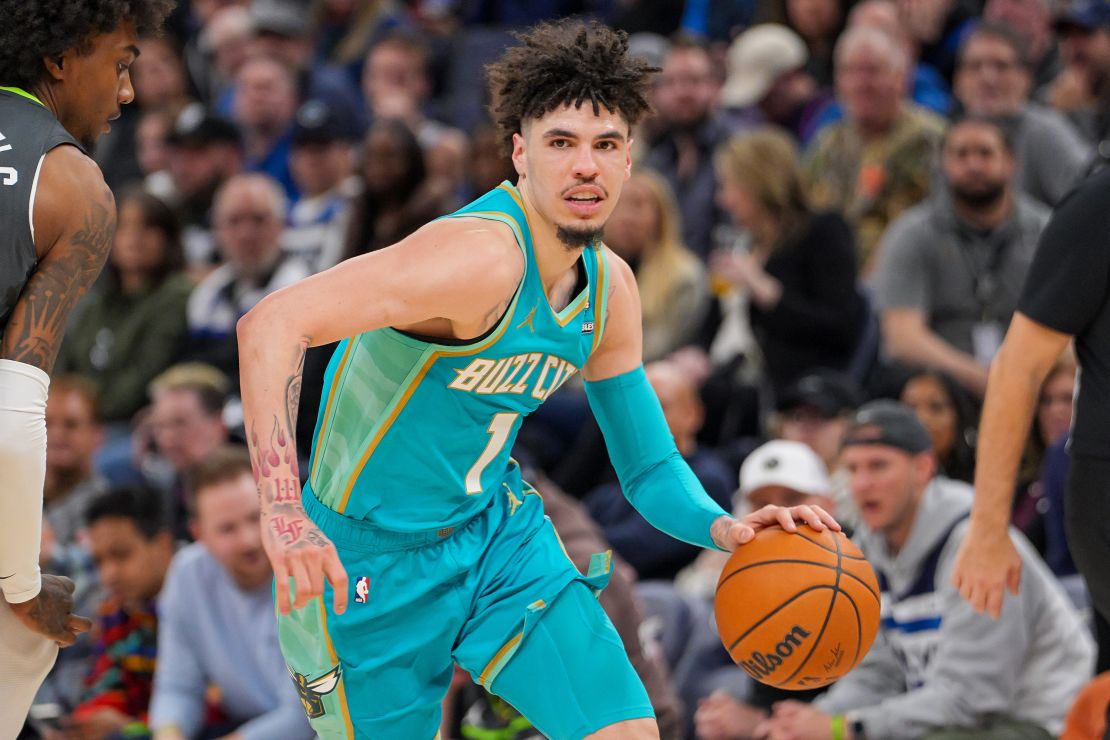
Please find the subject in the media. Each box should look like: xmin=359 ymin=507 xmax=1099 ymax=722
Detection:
xmin=715 ymin=525 xmax=881 ymax=690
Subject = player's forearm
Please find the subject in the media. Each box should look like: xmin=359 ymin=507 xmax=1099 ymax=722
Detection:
xmin=0 ymin=360 xmax=49 ymax=602
xmin=236 ymin=309 xmax=308 ymax=519
xmin=971 ymin=348 xmax=1044 ymax=533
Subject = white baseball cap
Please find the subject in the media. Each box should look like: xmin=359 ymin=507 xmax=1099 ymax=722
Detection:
xmin=739 ymin=440 xmax=831 ymax=498
xmin=722 ymin=24 xmax=808 ymax=108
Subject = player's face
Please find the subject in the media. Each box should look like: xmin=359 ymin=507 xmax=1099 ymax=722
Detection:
xmin=513 ymin=103 xmax=633 ymax=250
xmin=842 ymin=445 xmax=930 ymax=540
xmin=55 ymin=23 xmax=139 ymax=150
xmin=88 ymin=516 xmax=173 ymax=608
xmin=192 ymin=473 xmax=272 ymax=590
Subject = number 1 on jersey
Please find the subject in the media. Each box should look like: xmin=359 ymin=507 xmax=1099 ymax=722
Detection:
xmin=466 ymin=412 xmax=519 ymax=494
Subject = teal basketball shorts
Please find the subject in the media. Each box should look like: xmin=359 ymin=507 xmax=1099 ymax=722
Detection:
xmin=276 ymin=471 xmax=654 ymax=739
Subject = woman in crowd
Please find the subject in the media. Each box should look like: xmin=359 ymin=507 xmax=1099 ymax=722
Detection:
xmin=342 ymin=117 xmax=457 ymax=258
xmin=898 ymin=367 xmax=979 ymax=483
xmin=58 ymin=189 xmax=193 ymax=426
xmin=603 ymin=169 xmax=709 ymax=362
xmin=708 ymin=126 xmax=866 ymax=397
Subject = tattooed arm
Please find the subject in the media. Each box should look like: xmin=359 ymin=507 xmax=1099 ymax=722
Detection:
xmin=237 ymin=217 xmax=523 ymax=615
xmin=0 ymin=146 xmax=105 ymax=646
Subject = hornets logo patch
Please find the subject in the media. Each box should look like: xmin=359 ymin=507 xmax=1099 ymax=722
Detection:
xmin=288 ymin=664 xmax=341 ymax=719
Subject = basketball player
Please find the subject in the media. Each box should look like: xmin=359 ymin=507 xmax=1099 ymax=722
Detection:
xmin=0 ymin=2 xmax=172 ymax=734
xmin=238 ymin=20 xmax=839 ymax=740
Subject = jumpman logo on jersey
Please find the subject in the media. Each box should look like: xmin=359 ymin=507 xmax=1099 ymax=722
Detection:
xmin=504 ymin=483 xmax=523 ymax=516
xmin=515 ymin=303 xmax=537 ymax=333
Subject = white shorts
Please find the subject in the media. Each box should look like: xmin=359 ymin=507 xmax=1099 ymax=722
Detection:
xmin=0 ymin=598 xmax=57 ymax=739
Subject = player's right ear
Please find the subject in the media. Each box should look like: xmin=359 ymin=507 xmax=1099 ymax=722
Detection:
xmin=511 ymin=131 xmax=526 ymax=178
xmin=43 ymin=54 xmax=66 ymax=81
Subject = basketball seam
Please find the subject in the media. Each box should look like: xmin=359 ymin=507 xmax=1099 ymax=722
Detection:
xmin=794 ymin=529 xmax=867 ymax=560
xmin=716 ymin=558 xmax=880 ymax=603
xmin=726 ymin=585 xmax=837 ymax=652
xmin=776 ymin=533 xmax=843 ymax=688
xmin=840 ymin=586 xmax=864 ymax=671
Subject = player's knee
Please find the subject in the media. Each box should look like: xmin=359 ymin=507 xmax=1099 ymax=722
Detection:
xmin=584 ymin=717 xmax=659 ymax=740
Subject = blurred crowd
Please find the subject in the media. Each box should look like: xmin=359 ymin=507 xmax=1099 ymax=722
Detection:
xmin=22 ymin=0 xmax=1110 ymax=738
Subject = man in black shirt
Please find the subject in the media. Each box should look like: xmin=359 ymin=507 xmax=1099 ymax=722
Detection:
xmin=953 ymin=165 xmax=1110 ymax=668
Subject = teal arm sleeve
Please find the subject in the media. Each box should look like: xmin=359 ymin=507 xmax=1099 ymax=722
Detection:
xmin=584 ymin=365 xmax=729 ymax=552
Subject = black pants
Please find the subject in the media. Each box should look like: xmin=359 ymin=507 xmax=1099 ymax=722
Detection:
xmin=1066 ymin=455 xmax=1110 ymax=673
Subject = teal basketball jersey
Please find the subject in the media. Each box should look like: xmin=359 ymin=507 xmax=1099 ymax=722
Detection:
xmin=305 ymin=182 xmax=611 ymax=529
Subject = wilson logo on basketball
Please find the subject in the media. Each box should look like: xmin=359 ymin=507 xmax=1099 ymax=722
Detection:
xmin=738 ymin=625 xmax=811 ymax=679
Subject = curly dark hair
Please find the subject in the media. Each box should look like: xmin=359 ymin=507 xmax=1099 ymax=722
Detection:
xmin=0 ymin=0 xmax=175 ymax=90
xmin=486 ymin=20 xmax=658 ymax=147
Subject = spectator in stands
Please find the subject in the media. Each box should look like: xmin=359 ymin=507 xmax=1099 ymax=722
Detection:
xmin=1047 ymin=0 xmax=1110 ymax=146
xmin=284 ymin=99 xmax=360 ymax=272
xmin=874 ymin=116 xmax=1049 ymax=397
xmin=134 ymin=35 xmax=193 ymax=117
xmin=954 ymin=23 xmax=1090 ymax=206
xmin=719 ymin=24 xmax=834 ymax=145
xmin=760 ymin=401 xmax=1093 ymax=740
xmin=584 ymin=360 xmax=732 ymax=581
xmin=56 ymin=488 xmax=174 ymax=739
xmin=898 ymin=367 xmax=980 ymax=484
xmin=846 ymin=0 xmax=953 ymax=117
xmin=58 ymin=189 xmax=192 ymax=425
xmin=246 ymin=0 xmax=364 ymax=129
xmin=150 ymin=447 xmax=312 ymax=739
xmin=43 ymin=377 xmax=107 ymax=547
xmin=756 ymin=0 xmax=847 ymax=88
xmin=341 ymin=118 xmax=457 ymax=258
xmin=711 ymin=127 xmax=866 ymax=393
xmin=805 ymin=25 xmax=945 ymax=270
xmin=361 ymin=30 xmax=468 ymax=193
xmin=464 ymin=122 xmax=516 ymax=200
xmin=898 ymin=0 xmax=979 ymax=83
xmin=185 ymin=173 xmax=311 ymax=383
xmin=138 ymin=364 xmax=231 ymax=537
xmin=643 ymin=35 xmax=729 ymax=257
xmin=136 ymin=109 xmax=176 ymax=201
xmin=771 ymin=369 xmax=864 ymax=531
xmin=197 ymin=6 xmax=253 ymax=108
xmin=165 ymin=105 xmax=244 ymax=270
xmin=602 ymin=169 xmax=709 ymax=361
xmin=984 ymin=0 xmax=1062 ymax=94
xmin=232 ymin=54 xmax=300 ymax=200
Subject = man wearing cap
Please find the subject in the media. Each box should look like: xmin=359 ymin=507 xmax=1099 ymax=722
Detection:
xmin=284 ymin=99 xmax=360 ymax=273
xmin=762 ymin=401 xmax=1092 ymax=740
xmin=1046 ymin=0 xmax=1110 ymax=151
xmin=166 ymin=103 xmax=244 ymax=269
xmin=721 ymin=24 xmax=833 ymax=145
xmin=772 ymin=370 xmax=863 ymax=531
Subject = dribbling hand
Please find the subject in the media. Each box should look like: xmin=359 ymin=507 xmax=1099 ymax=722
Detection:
xmin=263 ymin=509 xmax=349 ymax=616
xmin=8 ymin=573 xmax=92 ymax=646
xmin=711 ymin=504 xmax=842 ymax=551
xmin=951 ymin=527 xmax=1022 ymax=619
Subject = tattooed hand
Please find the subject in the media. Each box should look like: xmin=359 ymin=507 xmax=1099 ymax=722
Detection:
xmin=263 ymin=507 xmax=349 ymax=616
xmin=8 ymin=573 xmax=93 ymax=646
